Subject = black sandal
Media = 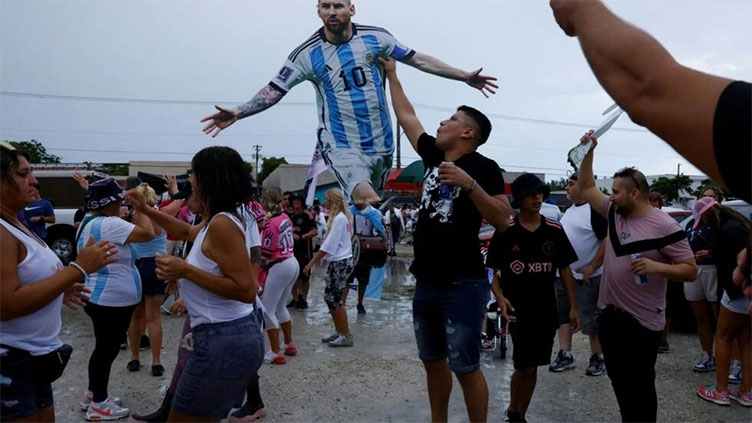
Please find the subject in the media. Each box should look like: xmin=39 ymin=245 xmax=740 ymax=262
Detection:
xmin=127 ymin=360 xmax=140 ymax=372
xmin=151 ymin=364 xmax=164 ymax=377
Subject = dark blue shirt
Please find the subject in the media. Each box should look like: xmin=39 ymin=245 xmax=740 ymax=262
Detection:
xmin=21 ymin=199 xmax=54 ymax=240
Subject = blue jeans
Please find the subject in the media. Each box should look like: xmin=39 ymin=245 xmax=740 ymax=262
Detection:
xmin=171 ymin=310 xmax=264 ymax=419
xmin=0 ymin=346 xmax=54 ymax=420
xmin=412 ymin=278 xmax=489 ymax=374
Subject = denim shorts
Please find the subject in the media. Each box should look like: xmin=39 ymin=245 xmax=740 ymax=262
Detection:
xmin=412 ymin=278 xmax=489 ymax=374
xmin=137 ymin=257 xmax=166 ymax=297
xmin=171 ymin=310 xmax=264 ymax=419
xmin=0 ymin=346 xmax=54 ymax=420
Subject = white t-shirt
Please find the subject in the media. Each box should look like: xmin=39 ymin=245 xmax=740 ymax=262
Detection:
xmin=386 ymin=208 xmax=404 ymax=228
xmin=77 ymin=215 xmax=140 ymax=307
xmin=560 ymin=203 xmax=607 ymax=279
xmin=320 ymin=212 xmax=353 ymax=262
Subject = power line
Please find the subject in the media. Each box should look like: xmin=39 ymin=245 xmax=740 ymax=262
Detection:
xmin=0 ymin=127 xmax=316 ymax=140
xmin=2 ymin=125 xmax=680 ymax=160
xmin=43 ymin=147 xmax=316 ymax=159
xmin=0 ymin=91 xmax=312 ymax=108
xmin=1 ymin=90 xmax=647 ymax=132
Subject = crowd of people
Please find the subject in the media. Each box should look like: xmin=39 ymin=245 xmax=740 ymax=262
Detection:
xmin=1 ymin=0 xmax=750 ymax=422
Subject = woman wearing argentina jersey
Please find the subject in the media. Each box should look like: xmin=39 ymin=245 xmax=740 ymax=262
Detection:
xmin=128 ymin=146 xmax=263 ymax=423
xmin=201 ymin=0 xmax=498 ymax=205
xmin=0 ymin=143 xmax=115 ymax=423
xmin=75 ymin=178 xmax=156 ymax=421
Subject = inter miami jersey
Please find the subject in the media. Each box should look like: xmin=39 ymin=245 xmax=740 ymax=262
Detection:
xmin=271 ymin=24 xmax=415 ymax=156
xmin=486 ymin=215 xmax=578 ymax=327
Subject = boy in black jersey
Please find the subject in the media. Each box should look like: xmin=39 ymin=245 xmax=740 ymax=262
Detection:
xmin=486 ymin=173 xmax=580 ymax=422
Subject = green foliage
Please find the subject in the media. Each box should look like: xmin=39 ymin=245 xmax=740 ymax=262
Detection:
xmin=103 ymin=164 xmax=129 ymax=176
xmin=258 ymin=157 xmax=288 ymax=183
xmin=243 ymin=161 xmax=254 ymax=180
xmin=6 ymin=139 xmax=61 ymax=163
xmin=547 ymin=177 xmax=568 ymax=191
xmin=650 ymin=174 xmax=693 ymax=201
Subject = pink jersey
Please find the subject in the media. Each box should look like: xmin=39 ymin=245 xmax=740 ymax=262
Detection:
xmin=597 ymin=198 xmax=694 ymax=331
xmin=261 ymin=213 xmax=295 ymax=261
xmin=248 ymin=200 xmax=267 ymax=222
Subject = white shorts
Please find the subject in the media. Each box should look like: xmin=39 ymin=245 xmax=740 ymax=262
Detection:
xmin=684 ymin=264 xmax=719 ymax=302
xmin=721 ymin=291 xmax=751 ymax=315
xmin=321 ymin=145 xmax=392 ymax=202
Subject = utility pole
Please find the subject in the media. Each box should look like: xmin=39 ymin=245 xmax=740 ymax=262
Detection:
xmin=676 ymin=163 xmax=681 ymax=201
xmin=395 ymin=118 xmax=402 ymax=169
xmin=253 ymin=145 xmax=262 ymax=181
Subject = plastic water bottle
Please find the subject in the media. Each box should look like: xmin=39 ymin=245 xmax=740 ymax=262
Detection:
xmin=439 ymin=183 xmax=453 ymax=200
xmin=631 ymin=253 xmax=648 ymax=285
xmin=439 ymin=162 xmax=453 ymax=200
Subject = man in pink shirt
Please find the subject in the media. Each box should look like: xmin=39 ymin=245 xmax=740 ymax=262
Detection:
xmin=576 ymin=130 xmax=696 ymax=422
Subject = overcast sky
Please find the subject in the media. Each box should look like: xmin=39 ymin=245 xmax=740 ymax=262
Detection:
xmin=2 ymin=0 xmax=750 ymax=181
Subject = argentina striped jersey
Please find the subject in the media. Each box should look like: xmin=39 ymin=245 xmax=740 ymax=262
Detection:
xmin=270 ymin=24 xmax=415 ymax=156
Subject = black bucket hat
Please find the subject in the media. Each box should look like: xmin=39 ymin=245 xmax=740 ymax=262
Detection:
xmin=86 ymin=178 xmax=125 ymax=210
xmin=511 ymin=173 xmax=550 ymax=208
xmin=171 ymin=183 xmax=193 ymax=200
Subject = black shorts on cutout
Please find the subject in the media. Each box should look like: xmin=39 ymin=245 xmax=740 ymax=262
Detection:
xmin=713 ymin=80 xmax=751 ymax=203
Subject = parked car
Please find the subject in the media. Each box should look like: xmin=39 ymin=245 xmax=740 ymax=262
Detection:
xmin=661 ymin=206 xmax=691 ymax=223
xmin=47 ymin=208 xmax=80 ymax=264
xmin=722 ymin=199 xmax=752 ymax=221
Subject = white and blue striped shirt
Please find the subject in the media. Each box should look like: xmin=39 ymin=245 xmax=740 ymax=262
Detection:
xmin=271 ymin=24 xmax=414 ymax=156
xmin=76 ymin=215 xmax=141 ymax=307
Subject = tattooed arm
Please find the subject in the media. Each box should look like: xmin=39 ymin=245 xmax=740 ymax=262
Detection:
xmin=201 ymin=84 xmax=286 ymax=138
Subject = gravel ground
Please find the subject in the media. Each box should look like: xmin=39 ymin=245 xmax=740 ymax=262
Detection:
xmin=52 ymin=256 xmax=750 ymax=422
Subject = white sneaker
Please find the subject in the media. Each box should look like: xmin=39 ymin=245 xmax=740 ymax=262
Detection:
xmin=80 ymin=391 xmax=122 ymax=411
xmin=86 ymin=399 xmax=129 ymax=421
xmin=328 ymin=334 xmax=353 ymax=347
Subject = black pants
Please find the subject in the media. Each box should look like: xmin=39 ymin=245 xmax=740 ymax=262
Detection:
xmin=84 ymin=302 xmax=136 ymax=402
xmin=599 ymin=306 xmax=661 ymax=422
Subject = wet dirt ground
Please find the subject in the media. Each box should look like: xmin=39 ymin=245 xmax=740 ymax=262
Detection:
xmin=54 ymin=254 xmax=750 ymax=422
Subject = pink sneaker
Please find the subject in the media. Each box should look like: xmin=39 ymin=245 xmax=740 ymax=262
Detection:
xmin=729 ymin=387 xmax=752 ymax=407
xmin=263 ymin=350 xmax=286 ymax=365
xmin=697 ymin=385 xmax=730 ymax=406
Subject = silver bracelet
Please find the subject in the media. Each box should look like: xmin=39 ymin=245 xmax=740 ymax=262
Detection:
xmin=68 ymin=261 xmax=87 ymax=279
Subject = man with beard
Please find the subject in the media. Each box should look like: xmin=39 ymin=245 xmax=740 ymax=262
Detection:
xmin=576 ymin=130 xmax=697 ymax=422
xmin=201 ymin=0 xmax=498 ymax=205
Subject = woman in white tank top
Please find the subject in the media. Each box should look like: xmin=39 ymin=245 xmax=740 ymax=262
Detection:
xmin=0 ymin=143 xmax=115 ymax=422
xmin=128 ymin=146 xmax=263 ymax=422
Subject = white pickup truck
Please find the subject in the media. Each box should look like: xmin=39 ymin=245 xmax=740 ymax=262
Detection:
xmin=32 ymin=168 xmax=110 ymax=263
xmin=47 ymin=207 xmax=81 ymax=264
